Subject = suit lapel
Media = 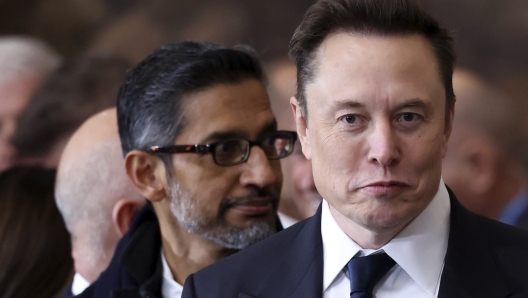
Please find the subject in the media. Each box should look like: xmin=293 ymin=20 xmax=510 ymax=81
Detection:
xmin=249 ymin=205 xmax=324 ymax=298
xmin=439 ymin=189 xmax=511 ymax=298
xmin=239 ymin=189 xmax=514 ymax=298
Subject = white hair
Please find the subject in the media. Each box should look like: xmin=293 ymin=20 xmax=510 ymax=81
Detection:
xmin=0 ymin=36 xmax=61 ymax=82
xmin=55 ymin=138 xmax=143 ymax=261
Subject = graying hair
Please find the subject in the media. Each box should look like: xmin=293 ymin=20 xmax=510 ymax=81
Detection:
xmin=0 ymin=36 xmax=61 ymax=81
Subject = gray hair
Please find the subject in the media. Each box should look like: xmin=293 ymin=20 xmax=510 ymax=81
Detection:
xmin=0 ymin=36 xmax=61 ymax=81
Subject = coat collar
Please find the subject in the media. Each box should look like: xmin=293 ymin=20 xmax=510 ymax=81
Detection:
xmin=249 ymin=204 xmax=324 ymax=298
xmin=439 ymin=187 xmax=511 ymax=298
xmin=115 ymin=202 xmax=163 ymax=298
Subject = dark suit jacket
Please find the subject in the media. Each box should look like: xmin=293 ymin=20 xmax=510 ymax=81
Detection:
xmin=75 ymin=202 xmax=284 ymax=298
xmin=182 ymin=189 xmax=528 ymax=298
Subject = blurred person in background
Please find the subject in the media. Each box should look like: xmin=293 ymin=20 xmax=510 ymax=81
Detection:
xmin=78 ymin=41 xmax=293 ymax=298
xmin=266 ymin=59 xmax=322 ymax=227
xmin=10 ymin=54 xmax=132 ymax=168
xmin=442 ymin=69 xmax=528 ymax=228
xmin=495 ymin=75 xmax=528 ymax=230
xmin=0 ymin=166 xmax=73 ymax=298
xmin=0 ymin=36 xmax=61 ymax=171
xmin=55 ymin=108 xmax=145 ymax=298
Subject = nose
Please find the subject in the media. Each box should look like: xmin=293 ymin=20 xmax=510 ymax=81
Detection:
xmin=240 ymin=146 xmax=281 ymax=188
xmin=367 ymin=121 xmax=400 ymax=167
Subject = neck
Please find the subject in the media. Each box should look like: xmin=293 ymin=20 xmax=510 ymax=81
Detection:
xmin=156 ymin=210 xmax=236 ymax=285
xmin=328 ymin=204 xmax=411 ymax=250
xmin=72 ymin=241 xmax=104 ymax=283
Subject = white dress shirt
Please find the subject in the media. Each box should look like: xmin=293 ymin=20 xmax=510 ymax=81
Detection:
xmin=278 ymin=211 xmax=299 ymax=228
xmin=161 ymin=249 xmax=183 ymax=298
xmin=322 ymin=181 xmax=450 ymax=298
xmin=71 ymin=272 xmax=90 ymax=295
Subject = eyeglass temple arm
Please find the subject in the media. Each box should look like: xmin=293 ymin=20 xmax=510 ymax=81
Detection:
xmin=150 ymin=144 xmax=212 ymax=154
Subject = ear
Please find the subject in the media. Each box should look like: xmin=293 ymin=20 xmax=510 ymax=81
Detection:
xmin=462 ymin=138 xmax=497 ymax=195
xmin=291 ymin=96 xmax=311 ymax=160
xmin=124 ymin=150 xmax=167 ymax=202
xmin=111 ymin=199 xmax=145 ymax=237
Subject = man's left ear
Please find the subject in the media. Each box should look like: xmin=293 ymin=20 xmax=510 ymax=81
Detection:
xmin=111 ymin=198 xmax=146 ymax=237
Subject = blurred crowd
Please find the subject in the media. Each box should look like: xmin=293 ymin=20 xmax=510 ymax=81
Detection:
xmin=1 ymin=0 xmax=528 ymax=297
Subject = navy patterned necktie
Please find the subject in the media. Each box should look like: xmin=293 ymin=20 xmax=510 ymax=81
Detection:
xmin=347 ymin=252 xmax=396 ymax=298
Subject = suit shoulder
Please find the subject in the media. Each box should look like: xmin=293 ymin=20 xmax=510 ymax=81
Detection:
xmin=191 ymin=219 xmax=310 ymax=288
xmin=476 ymin=215 xmax=528 ymax=246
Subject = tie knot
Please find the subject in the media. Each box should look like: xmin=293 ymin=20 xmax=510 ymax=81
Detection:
xmin=347 ymin=252 xmax=396 ymax=297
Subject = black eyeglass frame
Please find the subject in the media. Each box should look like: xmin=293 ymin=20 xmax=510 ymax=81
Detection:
xmin=149 ymin=130 xmax=298 ymax=166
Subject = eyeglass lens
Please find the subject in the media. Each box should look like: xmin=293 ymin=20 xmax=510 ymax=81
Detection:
xmin=215 ymin=140 xmax=250 ymax=165
xmin=213 ymin=133 xmax=293 ymax=166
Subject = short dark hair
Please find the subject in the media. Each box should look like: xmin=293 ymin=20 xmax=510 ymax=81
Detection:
xmin=0 ymin=166 xmax=72 ymax=297
xmin=11 ymin=54 xmax=132 ymax=158
xmin=117 ymin=41 xmax=265 ymax=164
xmin=289 ymin=0 xmax=456 ymax=121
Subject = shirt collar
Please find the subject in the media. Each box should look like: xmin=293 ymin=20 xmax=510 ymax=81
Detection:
xmin=321 ymin=180 xmax=450 ymax=295
xmin=71 ymin=272 xmax=91 ymax=295
xmin=278 ymin=211 xmax=299 ymax=228
xmin=161 ymin=249 xmax=184 ymax=297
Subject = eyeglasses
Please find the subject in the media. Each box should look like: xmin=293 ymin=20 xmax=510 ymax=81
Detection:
xmin=149 ymin=130 xmax=297 ymax=166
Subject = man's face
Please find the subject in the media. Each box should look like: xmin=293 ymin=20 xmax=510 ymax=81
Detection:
xmin=296 ymin=33 xmax=452 ymax=231
xmin=166 ymin=79 xmax=283 ymax=249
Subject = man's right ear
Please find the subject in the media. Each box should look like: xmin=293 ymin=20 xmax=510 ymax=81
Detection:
xmin=124 ymin=150 xmax=167 ymax=202
xmin=291 ymin=96 xmax=312 ymax=160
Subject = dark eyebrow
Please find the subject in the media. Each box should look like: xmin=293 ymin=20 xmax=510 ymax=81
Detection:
xmin=334 ymin=98 xmax=432 ymax=111
xmin=333 ymin=99 xmax=364 ymax=109
xmin=201 ymin=120 xmax=278 ymax=144
xmin=395 ymin=98 xmax=432 ymax=111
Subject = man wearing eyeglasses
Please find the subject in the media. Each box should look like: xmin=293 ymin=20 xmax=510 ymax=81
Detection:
xmin=77 ymin=41 xmax=295 ymax=298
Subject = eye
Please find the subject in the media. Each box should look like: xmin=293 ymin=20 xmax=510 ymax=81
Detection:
xmin=338 ymin=114 xmax=367 ymax=131
xmin=341 ymin=114 xmax=358 ymax=124
xmin=397 ymin=113 xmax=421 ymax=122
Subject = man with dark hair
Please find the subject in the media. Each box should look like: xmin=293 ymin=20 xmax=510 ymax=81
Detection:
xmin=78 ymin=41 xmax=295 ymax=298
xmin=11 ymin=54 xmax=131 ymax=168
xmin=182 ymin=0 xmax=528 ymax=297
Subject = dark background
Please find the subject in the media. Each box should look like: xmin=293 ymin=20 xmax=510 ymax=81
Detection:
xmin=1 ymin=0 xmax=527 ymax=81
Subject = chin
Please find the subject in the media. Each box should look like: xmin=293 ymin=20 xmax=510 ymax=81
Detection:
xmin=353 ymin=201 xmax=417 ymax=230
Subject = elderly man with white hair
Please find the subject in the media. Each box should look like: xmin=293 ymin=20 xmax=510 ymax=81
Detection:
xmin=55 ymin=108 xmax=145 ymax=297
xmin=0 ymin=36 xmax=61 ymax=171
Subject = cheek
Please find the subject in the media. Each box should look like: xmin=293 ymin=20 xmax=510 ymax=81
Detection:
xmin=405 ymin=131 xmax=445 ymax=175
xmin=310 ymin=131 xmax=359 ymax=199
xmin=173 ymin=158 xmax=237 ymax=199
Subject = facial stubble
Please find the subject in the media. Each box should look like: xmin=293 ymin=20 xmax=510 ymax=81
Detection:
xmin=168 ymin=179 xmax=278 ymax=250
